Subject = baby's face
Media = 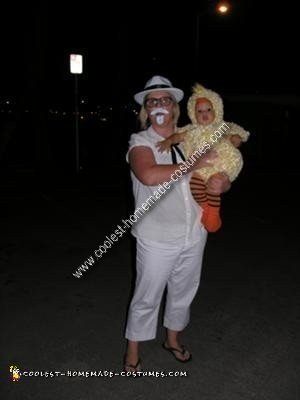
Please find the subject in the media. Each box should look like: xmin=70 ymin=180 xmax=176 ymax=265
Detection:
xmin=195 ymin=99 xmax=215 ymax=125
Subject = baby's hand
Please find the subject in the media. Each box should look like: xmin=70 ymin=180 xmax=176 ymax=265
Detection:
xmin=156 ymin=138 xmax=172 ymax=153
xmin=229 ymin=134 xmax=242 ymax=148
xmin=155 ymin=132 xmax=186 ymax=153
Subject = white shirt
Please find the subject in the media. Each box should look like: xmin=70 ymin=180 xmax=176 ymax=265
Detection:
xmin=127 ymin=126 xmax=204 ymax=246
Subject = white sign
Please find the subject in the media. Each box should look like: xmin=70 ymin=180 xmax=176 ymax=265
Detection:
xmin=70 ymin=54 xmax=83 ymax=74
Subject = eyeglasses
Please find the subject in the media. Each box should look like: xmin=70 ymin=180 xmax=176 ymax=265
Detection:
xmin=144 ymin=96 xmax=174 ymax=108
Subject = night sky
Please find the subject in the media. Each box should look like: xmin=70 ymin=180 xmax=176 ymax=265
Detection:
xmin=0 ymin=1 xmax=298 ymax=105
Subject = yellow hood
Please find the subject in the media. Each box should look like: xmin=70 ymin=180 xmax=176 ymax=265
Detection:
xmin=187 ymin=83 xmax=224 ymax=126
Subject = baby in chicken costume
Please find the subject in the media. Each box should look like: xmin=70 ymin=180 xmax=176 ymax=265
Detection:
xmin=157 ymin=83 xmax=250 ymax=232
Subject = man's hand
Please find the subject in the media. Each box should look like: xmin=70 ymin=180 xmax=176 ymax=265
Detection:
xmin=207 ymin=172 xmax=231 ymax=194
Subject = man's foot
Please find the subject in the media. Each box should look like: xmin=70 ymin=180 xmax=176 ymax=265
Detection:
xmin=162 ymin=342 xmax=192 ymax=363
xmin=123 ymin=354 xmax=142 ymax=372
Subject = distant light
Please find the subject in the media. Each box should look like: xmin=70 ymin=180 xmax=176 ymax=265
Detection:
xmin=216 ymin=1 xmax=230 ymax=14
xmin=218 ymin=5 xmax=228 ymax=13
xmin=70 ymin=54 xmax=83 ymax=74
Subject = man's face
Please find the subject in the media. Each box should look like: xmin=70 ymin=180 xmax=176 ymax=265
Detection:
xmin=195 ymin=98 xmax=215 ymax=125
xmin=144 ymin=91 xmax=174 ymax=126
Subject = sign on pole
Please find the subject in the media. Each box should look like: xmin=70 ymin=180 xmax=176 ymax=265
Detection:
xmin=70 ymin=54 xmax=83 ymax=74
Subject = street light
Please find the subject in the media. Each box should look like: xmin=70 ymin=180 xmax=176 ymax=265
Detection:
xmin=70 ymin=53 xmax=83 ymax=173
xmin=216 ymin=1 xmax=231 ymax=14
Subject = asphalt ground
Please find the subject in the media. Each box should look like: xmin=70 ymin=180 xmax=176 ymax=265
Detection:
xmin=1 ymin=168 xmax=299 ymax=400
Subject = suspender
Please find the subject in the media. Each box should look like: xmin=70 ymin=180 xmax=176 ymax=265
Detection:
xmin=171 ymin=144 xmax=186 ymax=164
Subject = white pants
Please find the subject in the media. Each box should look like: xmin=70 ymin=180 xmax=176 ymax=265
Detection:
xmin=125 ymin=232 xmax=207 ymax=341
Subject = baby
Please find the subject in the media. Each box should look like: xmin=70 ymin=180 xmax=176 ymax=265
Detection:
xmin=157 ymin=83 xmax=250 ymax=232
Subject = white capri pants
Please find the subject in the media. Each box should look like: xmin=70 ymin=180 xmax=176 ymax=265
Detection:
xmin=125 ymin=232 xmax=207 ymax=341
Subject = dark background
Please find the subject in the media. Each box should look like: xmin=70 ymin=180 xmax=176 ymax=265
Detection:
xmin=1 ymin=0 xmax=298 ymax=95
xmin=1 ymin=3 xmax=299 ymax=398
xmin=0 ymin=0 xmax=299 ymax=174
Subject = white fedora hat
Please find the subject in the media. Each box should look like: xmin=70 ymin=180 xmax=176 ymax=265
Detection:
xmin=134 ymin=75 xmax=184 ymax=105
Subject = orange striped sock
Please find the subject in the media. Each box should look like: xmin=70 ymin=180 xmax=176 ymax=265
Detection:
xmin=190 ymin=174 xmax=208 ymax=226
xmin=189 ymin=174 xmax=209 ymax=225
xmin=204 ymin=192 xmax=222 ymax=232
xmin=190 ymin=174 xmax=207 ymax=206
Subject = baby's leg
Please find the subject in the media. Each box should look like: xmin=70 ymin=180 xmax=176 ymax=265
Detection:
xmin=204 ymin=173 xmax=228 ymax=232
xmin=189 ymin=173 xmax=209 ymax=223
xmin=204 ymin=192 xmax=222 ymax=232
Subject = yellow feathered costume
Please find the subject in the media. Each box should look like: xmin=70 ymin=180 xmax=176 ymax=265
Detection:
xmin=182 ymin=83 xmax=250 ymax=232
xmin=181 ymin=83 xmax=249 ymax=182
xmin=158 ymin=83 xmax=250 ymax=232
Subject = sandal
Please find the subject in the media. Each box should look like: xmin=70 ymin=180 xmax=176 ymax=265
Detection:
xmin=123 ymin=356 xmax=142 ymax=373
xmin=162 ymin=342 xmax=192 ymax=363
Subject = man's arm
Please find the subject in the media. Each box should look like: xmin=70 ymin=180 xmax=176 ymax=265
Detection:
xmin=129 ymin=145 xmax=216 ymax=186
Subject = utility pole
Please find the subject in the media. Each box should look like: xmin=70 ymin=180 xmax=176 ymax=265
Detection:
xmin=70 ymin=54 xmax=83 ymax=173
